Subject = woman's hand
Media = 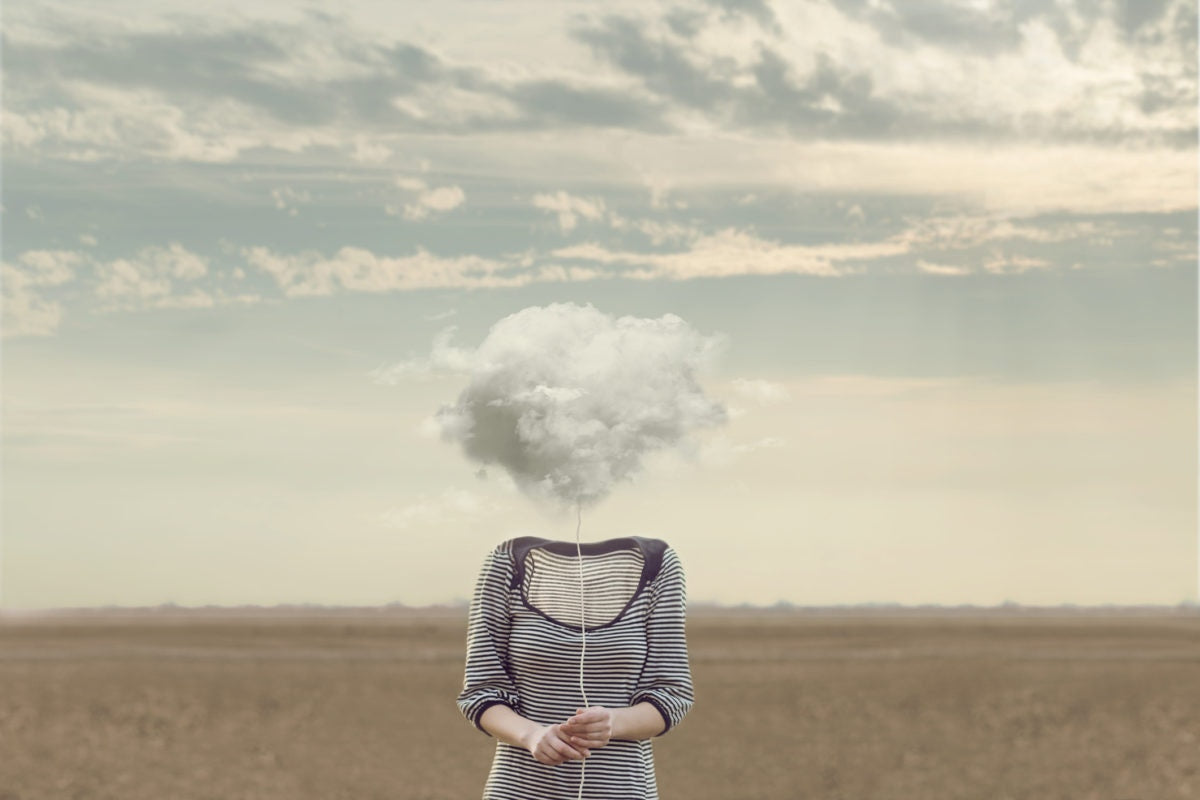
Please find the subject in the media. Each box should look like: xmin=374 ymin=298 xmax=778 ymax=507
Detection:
xmin=526 ymin=723 xmax=590 ymax=766
xmin=559 ymin=706 xmax=614 ymax=750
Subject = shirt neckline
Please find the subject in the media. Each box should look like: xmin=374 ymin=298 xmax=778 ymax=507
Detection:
xmin=516 ymin=537 xmax=651 ymax=632
xmin=534 ymin=536 xmax=645 ymax=556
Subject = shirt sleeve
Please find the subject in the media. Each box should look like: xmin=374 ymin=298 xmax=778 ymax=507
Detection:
xmin=631 ymin=545 xmax=695 ymax=736
xmin=456 ymin=543 xmax=522 ymax=735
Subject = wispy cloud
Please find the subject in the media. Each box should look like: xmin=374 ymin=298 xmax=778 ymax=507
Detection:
xmin=243 ymin=245 xmax=548 ymax=296
xmin=550 ymin=227 xmax=906 ymax=278
xmin=388 ymin=177 xmax=466 ymax=220
xmin=93 ymin=242 xmax=210 ymax=311
xmin=532 ymin=190 xmax=607 ymax=232
xmin=731 ymin=378 xmax=792 ymax=405
xmin=368 ymin=326 xmax=476 ymax=384
xmin=1 ymin=0 xmax=1192 ymax=339
xmin=1 ymin=250 xmax=84 ymax=337
xmin=7 ymin=1 xmax=1189 ymax=169
xmin=915 ymin=259 xmax=971 ymax=277
xmin=376 ymin=488 xmax=503 ymax=530
xmin=2 ymin=244 xmax=261 ymax=337
xmin=572 ymin=1 xmax=1196 ymax=144
xmin=696 ymin=432 xmax=786 ymax=468
xmin=271 ymin=186 xmax=311 ymax=216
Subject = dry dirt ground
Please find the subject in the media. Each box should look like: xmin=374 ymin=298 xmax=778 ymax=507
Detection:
xmin=0 ymin=608 xmax=1196 ymax=800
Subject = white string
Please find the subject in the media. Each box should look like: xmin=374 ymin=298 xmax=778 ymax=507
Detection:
xmin=574 ymin=500 xmax=587 ymax=800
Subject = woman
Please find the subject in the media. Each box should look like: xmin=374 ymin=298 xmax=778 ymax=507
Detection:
xmin=456 ymin=535 xmax=695 ymax=799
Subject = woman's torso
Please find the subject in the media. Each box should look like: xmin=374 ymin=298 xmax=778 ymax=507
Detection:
xmin=483 ymin=536 xmax=668 ymax=799
xmin=506 ymin=536 xmax=660 ymax=724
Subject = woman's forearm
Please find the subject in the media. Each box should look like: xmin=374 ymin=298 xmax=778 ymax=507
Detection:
xmin=481 ymin=700 xmax=667 ymax=748
xmin=478 ymin=703 xmax=544 ymax=750
xmin=611 ymin=701 xmax=667 ymax=740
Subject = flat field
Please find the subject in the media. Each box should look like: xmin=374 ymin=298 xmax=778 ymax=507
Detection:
xmin=1 ymin=608 xmax=1196 ymax=800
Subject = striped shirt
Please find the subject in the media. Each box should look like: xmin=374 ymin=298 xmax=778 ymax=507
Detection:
xmin=457 ymin=536 xmax=695 ymax=800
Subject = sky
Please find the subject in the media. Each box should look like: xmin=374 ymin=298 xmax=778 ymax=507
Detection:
xmin=1 ymin=0 xmax=1196 ymax=610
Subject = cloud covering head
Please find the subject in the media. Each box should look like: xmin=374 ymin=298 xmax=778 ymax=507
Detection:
xmin=433 ymin=302 xmax=728 ymax=509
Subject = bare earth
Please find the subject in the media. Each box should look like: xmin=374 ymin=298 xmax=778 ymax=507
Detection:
xmin=1 ymin=607 xmax=1197 ymax=800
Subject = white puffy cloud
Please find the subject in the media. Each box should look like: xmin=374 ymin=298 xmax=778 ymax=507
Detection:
xmin=429 ymin=302 xmax=729 ymax=509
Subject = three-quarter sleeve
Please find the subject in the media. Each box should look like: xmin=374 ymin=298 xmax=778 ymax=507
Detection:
xmin=456 ymin=543 xmax=522 ymax=735
xmin=631 ymin=545 xmax=695 ymax=736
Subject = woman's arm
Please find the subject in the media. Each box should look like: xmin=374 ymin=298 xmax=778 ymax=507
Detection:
xmin=456 ymin=545 xmax=524 ymax=733
xmin=478 ymin=703 xmax=543 ymax=750
xmin=628 ymin=546 xmax=694 ymax=736
xmin=611 ymin=701 xmax=668 ymax=740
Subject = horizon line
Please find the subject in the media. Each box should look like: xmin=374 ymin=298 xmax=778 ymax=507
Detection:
xmin=3 ymin=599 xmax=1198 ymax=617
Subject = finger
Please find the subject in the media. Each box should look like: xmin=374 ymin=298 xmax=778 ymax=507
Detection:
xmin=570 ymin=735 xmax=606 ymax=748
xmin=554 ymin=724 xmax=592 ymax=748
xmin=552 ymin=741 xmax=587 ymax=761
xmin=537 ymin=732 xmax=569 ymax=765
xmin=569 ymin=711 xmax=611 ymax=729
xmin=569 ymin=709 xmax=606 ymax=723
xmin=548 ymin=731 xmax=588 ymax=760
xmin=560 ymin=719 xmax=601 ymax=737
xmin=541 ymin=745 xmax=566 ymax=766
xmin=577 ymin=733 xmax=609 ymax=744
xmin=559 ymin=737 xmax=590 ymax=759
xmin=574 ymin=720 xmax=610 ymax=732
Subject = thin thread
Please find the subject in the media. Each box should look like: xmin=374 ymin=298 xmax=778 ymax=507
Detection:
xmin=575 ymin=500 xmax=587 ymax=800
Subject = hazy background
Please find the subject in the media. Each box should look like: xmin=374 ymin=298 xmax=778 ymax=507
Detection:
xmin=2 ymin=0 xmax=1196 ymax=610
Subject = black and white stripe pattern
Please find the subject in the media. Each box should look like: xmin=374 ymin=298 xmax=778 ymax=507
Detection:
xmin=457 ymin=536 xmax=695 ymax=800
xmin=524 ymin=547 xmax=645 ymax=629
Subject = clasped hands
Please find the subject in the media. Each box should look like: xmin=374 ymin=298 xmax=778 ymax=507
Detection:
xmin=527 ymin=706 xmax=613 ymax=766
